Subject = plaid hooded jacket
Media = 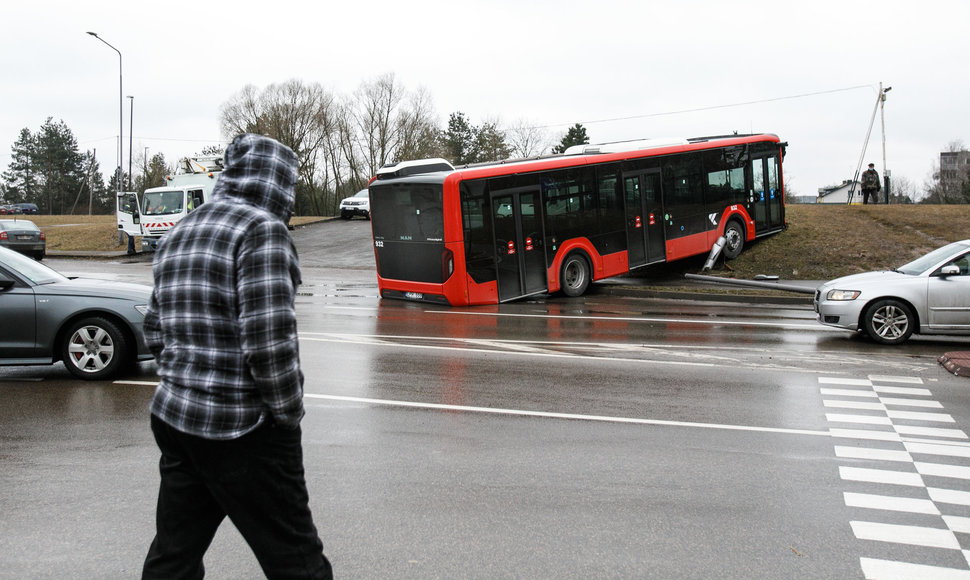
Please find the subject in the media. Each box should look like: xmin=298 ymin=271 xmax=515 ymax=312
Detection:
xmin=143 ymin=134 xmax=304 ymax=440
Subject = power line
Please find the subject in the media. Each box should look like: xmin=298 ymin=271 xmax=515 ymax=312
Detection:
xmin=535 ymin=84 xmax=875 ymax=130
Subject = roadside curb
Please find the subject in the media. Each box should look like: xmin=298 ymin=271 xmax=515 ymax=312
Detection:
xmin=939 ymin=352 xmax=970 ymax=378
xmin=46 ymin=250 xmax=144 ymax=259
xmin=600 ymin=284 xmax=814 ymax=306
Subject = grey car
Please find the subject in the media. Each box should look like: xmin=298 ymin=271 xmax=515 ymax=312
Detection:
xmin=0 ymin=218 xmax=45 ymax=260
xmin=0 ymin=246 xmax=153 ymax=379
xmin=815 ymin=239 xmax=970 ymax=344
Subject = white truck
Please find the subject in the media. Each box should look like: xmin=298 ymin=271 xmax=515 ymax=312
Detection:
xmin=116 ymin=155 xmax=223 ymax=251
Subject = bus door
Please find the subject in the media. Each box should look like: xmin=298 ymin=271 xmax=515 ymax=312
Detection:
xmin=491 ymin=188 xmax=547 ymax=301
xmin=623 ymin=170 xmax=666 ymax=267
xmin=749 ymin=156 xmax=783 ymax=234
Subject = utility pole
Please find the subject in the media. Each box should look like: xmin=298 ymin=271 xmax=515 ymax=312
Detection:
xmin=847 ymin=83 xmax=891 ymax=204
xmin=880 ymin=86 xmax=891 ymax=203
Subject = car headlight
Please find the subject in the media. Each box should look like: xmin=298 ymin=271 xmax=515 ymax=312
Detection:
xmin=134 ymin=304 xmax=150 ymax=316
xmin=826 ymin=289 xmax=861 ymax=301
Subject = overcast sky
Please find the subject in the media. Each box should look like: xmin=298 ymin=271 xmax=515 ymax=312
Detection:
xmin=3 ymin=0 xmax=968 ymax=199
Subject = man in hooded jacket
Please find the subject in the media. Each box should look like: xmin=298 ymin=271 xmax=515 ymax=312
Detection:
xmin=141 ymin=134 xmax=332 ymax=579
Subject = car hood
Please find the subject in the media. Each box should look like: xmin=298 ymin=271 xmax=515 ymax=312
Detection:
xmin=819 ymin=270 xmax=909 ymax=291
xmin=34 ymin=278 xmax=152 ymax=301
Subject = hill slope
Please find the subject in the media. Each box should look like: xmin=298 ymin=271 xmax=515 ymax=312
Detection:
xmin=722 ymin=205 xmax=970 ymax=280
xmin=24 ymin=206 xmax=970 ymax=282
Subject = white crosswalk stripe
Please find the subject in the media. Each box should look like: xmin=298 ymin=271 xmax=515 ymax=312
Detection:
xmin=822 ymin=375 xmax=970 ymax=578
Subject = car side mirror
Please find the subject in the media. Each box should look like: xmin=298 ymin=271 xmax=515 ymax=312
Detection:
xmin=940 ymin=265 xmax=961 ymax=277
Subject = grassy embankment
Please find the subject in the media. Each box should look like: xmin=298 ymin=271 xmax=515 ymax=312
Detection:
xmin=25 ymin=215 xmax=328 ymax=253
xmin=22 ymin=205 xmax=970 ymax=283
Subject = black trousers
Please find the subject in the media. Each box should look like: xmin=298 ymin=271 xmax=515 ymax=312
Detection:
xmin=143 ymin=415 xmax=332 ymax=580
xmin=862 ymin=189 xmax=879 ymax=204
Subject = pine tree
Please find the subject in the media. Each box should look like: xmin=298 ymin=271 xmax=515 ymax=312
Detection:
xmin=552 ymin=123 xmax=590 ymax=154
xmin=1 ymin=128 xmax=37 ymax=204
xmin=34 ymin=118 xmax=85 ymax=214
xmin=444 ymin=112 xmax=476 ymax=165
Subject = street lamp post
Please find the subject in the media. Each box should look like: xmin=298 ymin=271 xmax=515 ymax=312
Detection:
xmin=86 ymin=32 xmax=123 ymax=193
xmin=127 ymin=95 xmax=134 ymax=190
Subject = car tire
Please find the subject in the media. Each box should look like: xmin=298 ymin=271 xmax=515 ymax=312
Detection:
xmin=61 ymin=317 xmax=130 ymax=380
xmin=560 ymin=253 xmax=591 ymax=297
xmin=340 ymin=211 xmax=351 ymax=220
xmin=862 ymin=299 xmax=915 ymax=345
xmin=722 ymin=219 xmax=745 ymax=260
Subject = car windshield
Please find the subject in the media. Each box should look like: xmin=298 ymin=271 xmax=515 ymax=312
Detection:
xmin=0 ymin=246 xmax=67 ymax=284
xmin=142 ymin=190 xmax=184 ymax=215
xmin=896 ymin=241 xmax=970 ymax=275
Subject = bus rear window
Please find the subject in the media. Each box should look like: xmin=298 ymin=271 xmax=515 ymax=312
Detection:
xmin=370 ymin=183 xmax=444 ymax=242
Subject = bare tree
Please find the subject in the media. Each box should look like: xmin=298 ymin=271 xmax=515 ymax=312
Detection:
xmin=220 ymin=80 xmax=339 ymax=214
xmin=506 ymin=119 xmax=550 ymax=158
xmin=353 ymin=73 xmax=404 ymax=177
xmin=395 ymin=86 xmax=443 ymax=162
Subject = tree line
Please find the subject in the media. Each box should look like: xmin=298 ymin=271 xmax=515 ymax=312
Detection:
xmin=5 ymin=73 xmax=969 ymax=214
xmin=0 ymin=74 xmax=588 ymax=216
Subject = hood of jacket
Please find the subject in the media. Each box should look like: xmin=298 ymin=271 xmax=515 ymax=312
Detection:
xmin=211 ymin=133 xmax=298 ymax=222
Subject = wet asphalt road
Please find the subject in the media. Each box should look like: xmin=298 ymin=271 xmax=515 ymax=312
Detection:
xmin=3 ymin=219 xmax=970 ymax=578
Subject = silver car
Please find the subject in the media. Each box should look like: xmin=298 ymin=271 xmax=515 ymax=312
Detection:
xmin=0 ymin=246 xmax=153 ymax=379
xmin=815 ymin=239 xmax=970 ymax=344
xmin=0 ymin=218 xmax=45 ymax=260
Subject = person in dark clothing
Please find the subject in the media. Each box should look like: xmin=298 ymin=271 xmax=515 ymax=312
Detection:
xmin=141 ymin=133 xmax=332 ymax=579
xmin=861 ymin=162 xmax=881 ymax=205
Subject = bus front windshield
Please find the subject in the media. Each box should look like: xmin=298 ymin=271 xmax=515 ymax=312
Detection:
xmin=370 ymin=183 xmax=444 ymax=243
xmin=142 ymin=191 xmax=184 ymax=216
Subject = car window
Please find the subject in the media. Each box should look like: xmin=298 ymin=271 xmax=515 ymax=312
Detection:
xmin=947 ymin=254 xmax=970 ymax=276
xmin=897 ymin=242 xmax=970 ymax=275
xmin=0 ymin=247 xmax=67 ymax=284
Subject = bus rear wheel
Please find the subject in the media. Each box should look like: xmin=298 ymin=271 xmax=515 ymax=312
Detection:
xmin=560 ymin=254 xmax=591 ymax=297
xmin=722 ymin=220 xmax=745 ymax=260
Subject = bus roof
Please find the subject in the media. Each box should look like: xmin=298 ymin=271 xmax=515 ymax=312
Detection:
xmin=370 ymin=133 xmax=782 ymax=185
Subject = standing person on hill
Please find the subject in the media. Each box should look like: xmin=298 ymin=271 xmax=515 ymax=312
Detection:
xmin=861 ymin=162 xmax=881 ymax=205
xmin=141 ymin=133 xmax=332 ymax=579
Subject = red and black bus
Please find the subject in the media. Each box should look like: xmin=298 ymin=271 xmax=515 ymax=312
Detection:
xmin=369 ymin=134 xmax=786 ymax=306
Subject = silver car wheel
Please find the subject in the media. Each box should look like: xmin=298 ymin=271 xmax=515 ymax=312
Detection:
xmin=61 ymin=317 xmax=130 ymax=380
xmin=864 ymin=299 xmax=915 ymax=345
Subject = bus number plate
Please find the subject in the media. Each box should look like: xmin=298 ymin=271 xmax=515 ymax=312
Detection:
xmin=404 ymin=292 xmax=423 ymax=300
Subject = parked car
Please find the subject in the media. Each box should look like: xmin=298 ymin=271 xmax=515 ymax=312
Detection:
xmin=0 ymin=246 xmax=154 ymax=379
xmin=0 ymin=219 xmax=45 ymax=260
xmin=0 ymin=204 xmax=21 ymax=214
xmin=815 ymin=239 xmax=970 ymax=344
xmin=339 ymin=189 xmax=370 ymax=220
xmin=12 ymin=203 xmax=39 ymax=214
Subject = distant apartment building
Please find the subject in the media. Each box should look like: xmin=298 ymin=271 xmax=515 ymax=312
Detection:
xmin=941 ymin=150 xmax=970 ymax=181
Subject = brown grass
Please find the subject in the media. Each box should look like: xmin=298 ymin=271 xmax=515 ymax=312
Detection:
xmin=22 ymin=215 xmax=328 ymax=252
xmin=17 ymin=206 xmax=970 ymax=282
xmin=723 ymin=205 xmax=970 ymax=280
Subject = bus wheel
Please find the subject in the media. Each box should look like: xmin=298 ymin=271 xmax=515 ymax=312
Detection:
xmin=560 ymin=254 xmax=590 ymax=297
xmin=722 ymin=220 xmax=745 ymax=260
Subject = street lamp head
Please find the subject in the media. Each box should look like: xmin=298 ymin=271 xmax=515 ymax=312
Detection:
xmin=86 ymin=31 xmax=98 ymax=37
